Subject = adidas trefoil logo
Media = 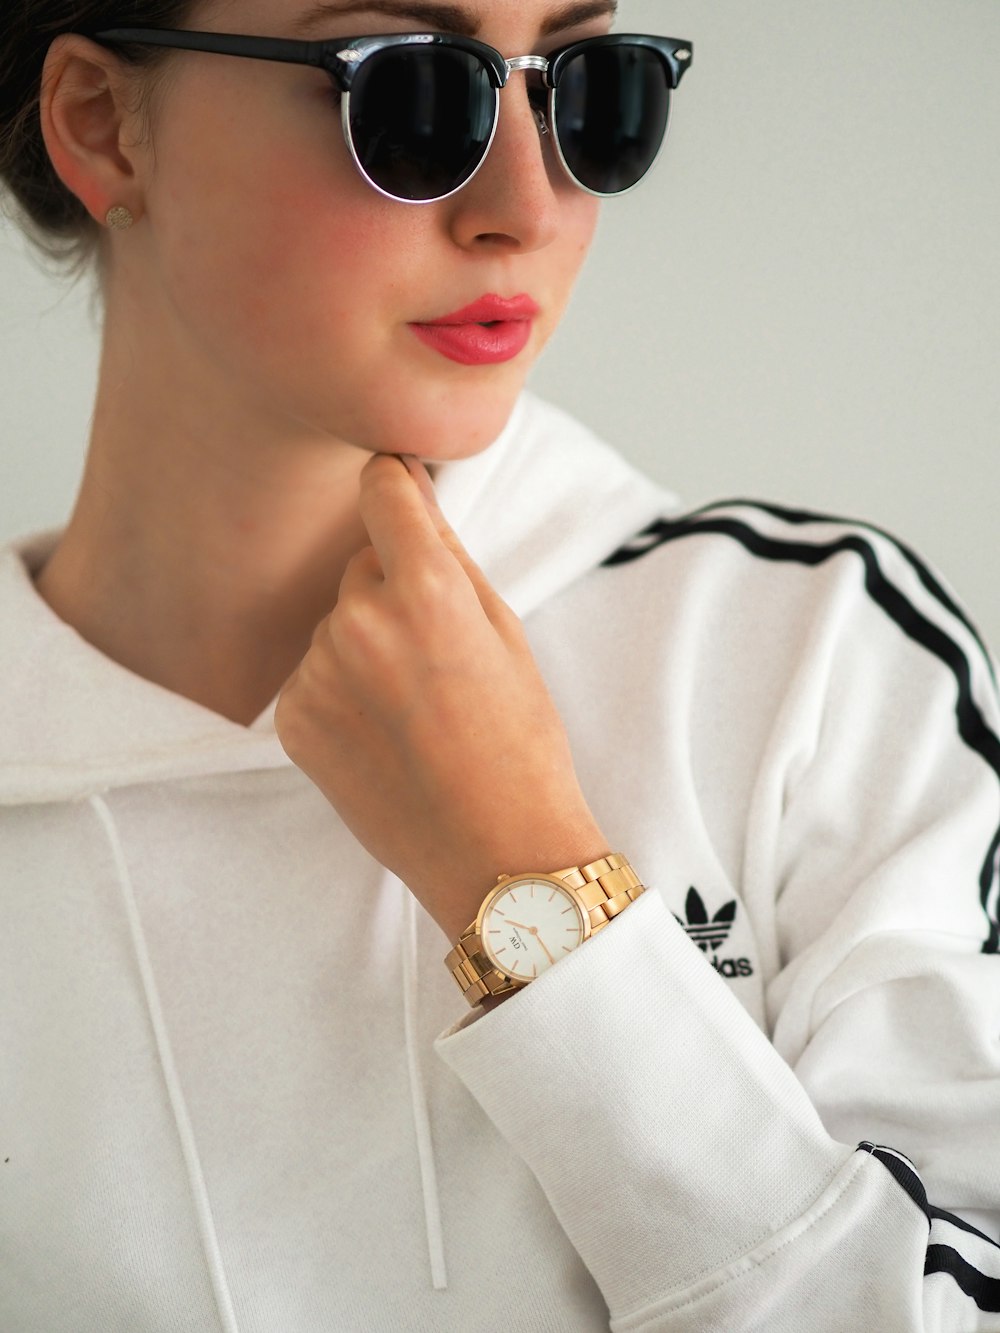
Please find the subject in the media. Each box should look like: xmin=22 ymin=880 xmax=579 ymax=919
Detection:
xmin=674 ymin=886 xmax=736 ymax=952
xmin=674 ymin=887 xmax=754 ymax=979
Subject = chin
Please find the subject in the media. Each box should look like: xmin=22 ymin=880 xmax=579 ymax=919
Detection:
xmin=355 ymin=377 xmax=526 ymax=463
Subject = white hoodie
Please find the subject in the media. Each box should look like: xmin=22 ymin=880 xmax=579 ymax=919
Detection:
xmin=1 ymin=390 xmax=998 ymax=1332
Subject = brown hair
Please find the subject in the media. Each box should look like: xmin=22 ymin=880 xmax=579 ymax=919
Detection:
xmin=0 ymin=2 xmax=200 ymax=284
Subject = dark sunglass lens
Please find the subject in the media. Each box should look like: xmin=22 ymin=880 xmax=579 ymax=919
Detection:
xmin=555 ymin=45 xmax=670 ymax=195
xmin=348 ymin=46 xmax=496 ymax=201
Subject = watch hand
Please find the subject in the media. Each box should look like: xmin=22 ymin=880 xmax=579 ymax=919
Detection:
xmin=505 ymin=921 xmax=556 ymax=966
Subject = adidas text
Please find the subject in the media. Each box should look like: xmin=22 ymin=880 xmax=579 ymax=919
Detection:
xmin=711 ymin=956 xmax=754 ymax=978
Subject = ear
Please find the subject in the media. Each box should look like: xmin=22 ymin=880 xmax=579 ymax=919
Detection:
xmin=38 ymin=34 xmax=149 ymax=227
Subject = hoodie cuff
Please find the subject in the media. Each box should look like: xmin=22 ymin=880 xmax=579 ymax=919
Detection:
xmin=433 ymin=888 xmax=853 ymax=1319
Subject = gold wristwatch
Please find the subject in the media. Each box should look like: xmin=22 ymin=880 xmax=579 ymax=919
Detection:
xmin=444 ymin=853 xmax=645 ymax=1008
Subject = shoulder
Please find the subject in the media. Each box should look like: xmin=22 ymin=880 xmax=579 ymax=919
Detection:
xmin=597 ymin=496 xmax=999 ymax=699
xmin=591 ymin=498 xmax=1000 ymax=955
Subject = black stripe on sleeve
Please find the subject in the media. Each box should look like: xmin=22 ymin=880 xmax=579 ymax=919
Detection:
xmin=929 ymin=1206 xmax=1000 ymax=1249
xmin=602 ymin=506 xmax=1000 ymax=954
xmin=858 ymin=1142 xmax=930 ymax=1222
xmin=858 ymin=1143 xmax=1000 ymax=1312
xmin=689 ymin=498 xmax=998 ymax=689
xmin=924 ymin=1246 xmax=1000 ymax=1313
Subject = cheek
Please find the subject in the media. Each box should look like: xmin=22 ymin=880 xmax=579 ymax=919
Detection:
xmin=569 ymin=203 xmax=600 ymax=272
xmin=146 ymin=74 xmax=601 ymax=456
xmin=153 ymin=77 xmax=397 ymax=359
xmin=542 ymin=198 xmax=601 ymax=323
xmin=238 ymin=196 xmax=387 ymax=350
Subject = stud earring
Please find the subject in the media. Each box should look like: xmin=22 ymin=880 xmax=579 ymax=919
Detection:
xmin=105 ymin=205 xmax=134 ymax=230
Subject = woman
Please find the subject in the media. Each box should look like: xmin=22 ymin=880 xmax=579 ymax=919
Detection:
xmin=1 ymin=1 xmax=998 ymax=1328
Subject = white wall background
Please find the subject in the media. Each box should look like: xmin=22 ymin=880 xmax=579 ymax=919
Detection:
xmin=2 ymin=0 xmax=999 ymax=646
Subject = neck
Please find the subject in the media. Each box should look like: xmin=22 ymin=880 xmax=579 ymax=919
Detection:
xmin=33 ymin=387 xmax=376 ymax=729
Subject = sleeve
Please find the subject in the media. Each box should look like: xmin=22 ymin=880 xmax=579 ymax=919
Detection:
xmin=433 ymin=503 xmax=1000 ymax=1332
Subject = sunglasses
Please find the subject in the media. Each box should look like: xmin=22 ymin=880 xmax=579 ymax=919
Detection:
xmin=88 ymin=28 xmax=693 ymax=204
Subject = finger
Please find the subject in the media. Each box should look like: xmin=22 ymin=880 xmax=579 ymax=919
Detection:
xmin=357 ymin=453 xmax=443 ymax=583
xmin=338 ymin=542 xmax=384 ymax=598
xmin=326 ymin=545 xmax=385 ymax=641
xmin=358 ymin=454 xmax=517 ymax=635
xmin=395 ymin=455 xmax=505 ymax=611
xmin=329 ymin=544 xmax=392 ymax=667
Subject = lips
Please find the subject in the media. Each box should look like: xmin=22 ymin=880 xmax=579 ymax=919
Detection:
xmin=419 ymin=294 xmax=541 ymax=325
xmin=410 ymin=293 xmax=540 ymax=366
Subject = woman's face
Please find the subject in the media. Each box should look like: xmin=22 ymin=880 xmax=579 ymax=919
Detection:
xmin=133 ymin=0 xmax=612 ymax=462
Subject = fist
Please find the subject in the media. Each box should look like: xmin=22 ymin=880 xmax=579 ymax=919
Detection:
xmin=274 ymin=453 xmax=608 ymax=941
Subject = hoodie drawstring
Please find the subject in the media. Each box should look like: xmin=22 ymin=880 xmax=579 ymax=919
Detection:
xmin=88 ymin=790 xmax=448 ymax=1301
xmin=88 ymin=792 xmax=240 ymax=1333
xmin=398 ymin=873 xmax=449 ymax=1290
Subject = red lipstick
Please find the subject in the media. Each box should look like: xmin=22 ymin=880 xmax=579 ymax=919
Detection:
xmin=409 ymin=294 xmax=540 ymax=366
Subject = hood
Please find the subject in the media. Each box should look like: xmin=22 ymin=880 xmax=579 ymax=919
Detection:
xmin=0 ymin=391 xmax=675 ymax=806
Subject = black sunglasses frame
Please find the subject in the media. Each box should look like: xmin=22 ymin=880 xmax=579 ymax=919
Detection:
xmin=87 ymin=28 xmax=693 ymax=203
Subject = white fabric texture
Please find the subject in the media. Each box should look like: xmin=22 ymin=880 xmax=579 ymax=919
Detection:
xmin=1 ymin=390 xmax=998 ymax=1331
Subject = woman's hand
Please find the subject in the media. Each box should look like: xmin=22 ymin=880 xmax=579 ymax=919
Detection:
xmin=274 ymin=452 xmax=609 ymax=943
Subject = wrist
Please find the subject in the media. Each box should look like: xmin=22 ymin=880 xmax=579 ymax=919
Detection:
xmin=439 ymin=827 xmax=611 ymax=944
xmin=444 ymin=851 xmax=646 ymax=1010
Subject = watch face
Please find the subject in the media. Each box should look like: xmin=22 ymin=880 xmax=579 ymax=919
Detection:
xmin=480 ymin=877 xmax=587 ymax=981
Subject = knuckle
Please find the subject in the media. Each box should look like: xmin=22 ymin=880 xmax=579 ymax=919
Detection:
xmin=330 ymin=596 xmax=388 ymax=665
xmin=334 ymin=591 xmax=377 ymax=637
xmin=339 ymin=545 xmax=383 ymax=598
xmin=405 ymin=554 xmax=453 ymax=604
xmin=308 ymin=613 xmax=328 ymax=648
xmin=347 ymin=544 xmax=382 ymax=575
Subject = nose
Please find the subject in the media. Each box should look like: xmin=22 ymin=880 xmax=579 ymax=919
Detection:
xmin=444 ymin=70 xmax=563 ymax=253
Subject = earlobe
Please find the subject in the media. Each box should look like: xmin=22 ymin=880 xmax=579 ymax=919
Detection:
xmin=38 ymin=34 xmax=142 ymax=228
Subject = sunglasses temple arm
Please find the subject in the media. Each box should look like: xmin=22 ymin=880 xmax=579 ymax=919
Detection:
xmin=92 ymin=28 xmax=353 ymax=88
